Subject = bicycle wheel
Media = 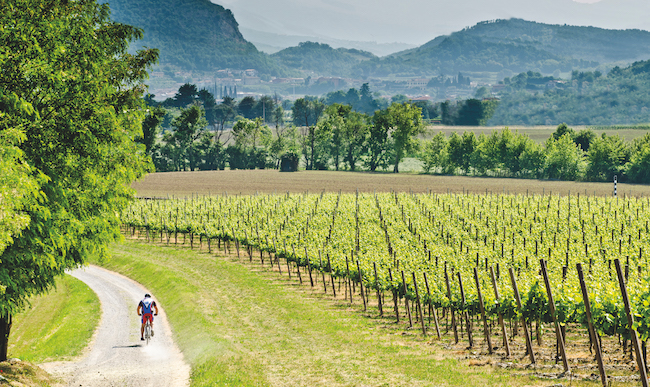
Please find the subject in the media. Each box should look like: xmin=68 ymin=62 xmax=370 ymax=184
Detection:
xmin=145 ymin=322 xmax=151 ymax=345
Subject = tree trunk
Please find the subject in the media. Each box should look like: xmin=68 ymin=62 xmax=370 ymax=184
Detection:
xmin=0 ymin=313 xmax=12 ymax=362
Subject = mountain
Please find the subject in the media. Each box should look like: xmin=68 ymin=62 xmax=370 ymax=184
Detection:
xmin=271 ymin=42 xmax=376 ymax=77
xmin=104 ymin=0 xmax=286 ymax=75
xmin=239 ymin=28 xmax=416 ymax=57
xmin=215 ymin=0 xmax=650 ymax=47
xmin=353 ymin=19 xmax=650 ymax=77
xmin=461 ymin=18 xmax=650 ymax=64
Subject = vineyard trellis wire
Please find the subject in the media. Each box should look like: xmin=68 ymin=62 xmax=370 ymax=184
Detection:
xmin=122 ymin=191 xmax=650 ymax=385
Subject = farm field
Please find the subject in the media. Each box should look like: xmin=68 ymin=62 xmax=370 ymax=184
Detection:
xmin=426 ymin=125 xmax=650 ymax=144
xmin=131 ymin=169 xmax=650 ymax=198
xmin=99 ymin=240 xmax=560 ymax=386
xmin=122 ymin=184 xmax=650 ymax=385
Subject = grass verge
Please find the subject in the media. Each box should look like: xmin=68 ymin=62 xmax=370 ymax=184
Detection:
xmin=9 ymin=274 xmax=100 ymax=363
xmin=97 ymin=240 xmax=571 ymax=386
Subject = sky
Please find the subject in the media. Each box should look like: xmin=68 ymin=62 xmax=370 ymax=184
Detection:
xmin=216 ymin=0 xmax=649 ymax=46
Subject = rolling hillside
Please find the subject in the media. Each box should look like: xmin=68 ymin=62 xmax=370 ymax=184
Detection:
xmin=488 ymin=60 xmax=650 ymax=125
xmin=271 ymin=42 xmax=377 ymax=77
xmin=354 ymin=19 xmax=650 ymax=77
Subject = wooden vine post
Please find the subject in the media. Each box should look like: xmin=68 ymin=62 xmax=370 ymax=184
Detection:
xmin=304 ymin=247 xmax=314 ymax=287
xmin=445 ymin=265 xmax=459 ymax=343
xmin=284 ymin=241 xmax=291 ymax=279
xmin=233 ymin=228 xmax=239 ymax=258
xmin=374 ymin=262 xmax=383 ymax=316
xmin=423 ymin=272 xmax=441 ymax=339
xmin=327 ymin=254 xmax=336 ymax=297
xmin=509 ymin=268 xmax=535 ymax=364
xmin=388 ymin=268 xmax=399 ymax=323
xmin=576 ymin=263 xmax=607 ymax=387
xmin=319 ymin=251 xmax=326 ymax=293
xmin=356 ymin=260 xmax=367 ymax=311
xmin=540 ymin=259 xmax=569 ymax=373
xmin=412 ymin=272 xmax=426 ymax=336
xmin=473 ymin=267 xmax=492 ymax=354
xmin=615 ymin=258 xmax=649 ymax=387
xmin=275 ymin=239 xmax=282 ymax=274
xmin=489 ymin=266 xmax=510 ymax=356
xmin=293 ymin=245 xmax=302 ymax=284
xmin=457 ymin=272 xmax=473 ymax=348
xmin=401 ymin=270 xmax=413 ymax=328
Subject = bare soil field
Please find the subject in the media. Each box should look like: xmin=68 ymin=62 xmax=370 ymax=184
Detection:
xmin=132 ymin=169 xmax=650 ymax=198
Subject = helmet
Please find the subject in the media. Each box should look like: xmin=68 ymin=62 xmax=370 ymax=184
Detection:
xmin=144 ymin=293 xmax=151 ymax=298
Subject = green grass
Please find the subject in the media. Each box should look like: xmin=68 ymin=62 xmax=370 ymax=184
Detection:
xmin=96 ymin=240 xmax=565 ymax=386
xmin=9 ymin=274 xmax=100 ymax=362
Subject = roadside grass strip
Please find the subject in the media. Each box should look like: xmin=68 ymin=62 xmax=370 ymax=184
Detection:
xmin=9 ymin=274 xmax=100 ymax=362
xmin=99 ymin=240 xmax=567 ymax=386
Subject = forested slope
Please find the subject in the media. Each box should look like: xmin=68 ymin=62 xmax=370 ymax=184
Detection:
xmin=105 ymin=0 xmax=287 ymax=75
xmin=488 ymin=60 xmax=650 ymax=125
xmin=271 ymin=42 xmax=376 ymax=77
xmin=355 ymin=19 xmax=650 ymax=77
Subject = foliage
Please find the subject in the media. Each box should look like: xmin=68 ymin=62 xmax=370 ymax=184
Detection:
xmin=381 ymin=102 xmax=425 ymax=173
xmin=124 ymin=190 xmax=650 ymax=353
xmin=0 ymin=0 xmax=156 ymax=360
xmin=489 ymin=60 xmax=650 ymax=126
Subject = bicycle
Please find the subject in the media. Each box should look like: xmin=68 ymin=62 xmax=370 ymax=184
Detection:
xmin=144 ymin=320 xmax=152 ymax=345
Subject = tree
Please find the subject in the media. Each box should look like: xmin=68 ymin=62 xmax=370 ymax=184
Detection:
xmin=544 ymin=134 xmax=585 ymax=180
xmin=230 ymin=118 xmax=272 ymax=169
xmin=552 ymin=123 xmax=574 ymax=140
xmin=385 ymin=102 xmax=425 ymax=173
xmin=573 ymin=129 xmax=596 ymax=152
xmin=357 ymin=83 xmax=378 ymax=114
xmin=214 ymin=97 xmax=236 ymax=138
xmin=366 ymin=110 xmax=392 ymax=172
xmin=238 ymin=96 xmax=257 ymax=119
xmin=447 ymin=132 xmax=477 ymax=174
xmin=138 ymin=106 xmax=166 ymax=155
xmin=198 ymin=88 xmax=217 ymax=126
xmin=520 ymin=140 xmax=546 ymax=178
xmin=0 ymin=0 xmax=157 ymax=360
xmin=172 ymin=83 xmax=199 ymax=107
xmin=291 ymin=97 xmax=325 ymax=128
xmin=254 ymin=95 xmax=275 ymax=123
xmin=419 ymin=132 xmax=448 ymax=173
xmin=585 ymin=134 xmax=629 ymax=181
xmin=342 ymin=111 xmax=369 ymax=171
xmin=170 ymin=105 xmax=209 ymax=170
xmin=321 ymin=104 xmax=348 ymax=170
xmin=272 ymin=106 xmax=284 ymax=129
xmin=627 ymin=144 xmax=650 ymax=183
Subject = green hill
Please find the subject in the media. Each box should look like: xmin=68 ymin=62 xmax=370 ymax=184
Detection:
xmin=487 ymin=60 xmax=650 ymax=125
xmin=463 ymin=18 xmax=650 ymax=64
xmin=271 ymin=42 xmax=376 ymax=77
xmin=354 ymin=19 xmax=650 ymax=78
xmin=104 ymin=0 xmax=286 ymax=75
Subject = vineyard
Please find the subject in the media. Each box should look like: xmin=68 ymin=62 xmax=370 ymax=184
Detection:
xmin=122 ymin=191 xmax=650 ymax=385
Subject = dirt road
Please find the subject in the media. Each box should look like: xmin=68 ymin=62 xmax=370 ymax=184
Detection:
xmin=42 ymin=265 xmax=190 ymax=387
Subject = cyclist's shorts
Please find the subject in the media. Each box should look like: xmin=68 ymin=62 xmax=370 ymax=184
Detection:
xmin=142 ymin=313 xmax=153 ymax=324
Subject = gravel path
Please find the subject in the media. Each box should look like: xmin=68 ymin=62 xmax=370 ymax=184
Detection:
xmin=41 ymin=265 xmax=190 ymax=387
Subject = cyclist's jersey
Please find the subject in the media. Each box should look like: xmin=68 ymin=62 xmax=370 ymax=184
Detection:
xmin=139 ymin=298 xmax=156 ymax=315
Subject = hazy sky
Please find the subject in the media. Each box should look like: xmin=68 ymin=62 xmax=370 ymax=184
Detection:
xmin=217 ymin=0 xmax=649 ymax=45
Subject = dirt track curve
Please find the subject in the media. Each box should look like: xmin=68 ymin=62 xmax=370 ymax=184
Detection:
xmin=41 ymin=265 xmax=190 ymax=387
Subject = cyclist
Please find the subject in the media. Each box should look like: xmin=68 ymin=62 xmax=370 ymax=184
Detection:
xmin=137 ymin=293 xmax=159 ymax=341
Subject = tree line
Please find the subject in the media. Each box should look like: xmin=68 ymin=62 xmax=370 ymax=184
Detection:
xmin=420 ymin=124 xmax=650 ymax=183
xmin=142 ymin=83 xmax=503 ymax=173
